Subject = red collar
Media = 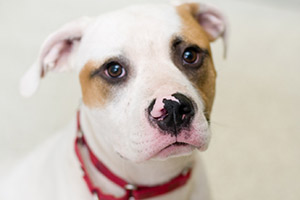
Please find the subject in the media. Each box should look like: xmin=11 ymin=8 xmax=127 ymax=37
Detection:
xmin=75 ymin=111 xmax=192 ymax=200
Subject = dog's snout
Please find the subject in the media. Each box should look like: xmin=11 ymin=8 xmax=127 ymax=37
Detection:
xmin=148 ymin=93 xmax=195 ymax=135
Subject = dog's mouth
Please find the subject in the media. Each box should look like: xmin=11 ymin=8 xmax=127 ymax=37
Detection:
xmin=152 ymin=141 xmax=195 ymax=160
xmin=165 ymin=142 xmax=189 ymax=148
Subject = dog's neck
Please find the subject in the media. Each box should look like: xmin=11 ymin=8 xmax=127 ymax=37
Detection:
xmin=79 ymin=106 xmax=196 ymax=189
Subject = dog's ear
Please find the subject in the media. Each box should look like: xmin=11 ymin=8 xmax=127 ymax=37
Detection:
xmin=20 ymin=17 xmax=91 ymax=97
xmin=175 ymin=1 xmax=228 ymax=57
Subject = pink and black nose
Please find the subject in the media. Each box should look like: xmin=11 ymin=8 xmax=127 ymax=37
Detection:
xmin=148 ymin=93 xmax=195 ymax=135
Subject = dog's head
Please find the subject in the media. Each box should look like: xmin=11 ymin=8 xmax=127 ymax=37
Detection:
xmin=20 ymin=2 xmax=227 ymax=162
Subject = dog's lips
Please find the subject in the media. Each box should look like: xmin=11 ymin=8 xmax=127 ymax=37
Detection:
xmin=145 ymin=121 xmax=208 ymax=160
xmin=151 ymin=142 xmax=197 ymax=159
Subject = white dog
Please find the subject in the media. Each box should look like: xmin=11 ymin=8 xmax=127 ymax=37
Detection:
xmin=1 ymin=1 xmax=227 ymax=199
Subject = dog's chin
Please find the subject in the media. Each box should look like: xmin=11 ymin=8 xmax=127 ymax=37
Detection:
xmin=150 ymin=143 xmax=197 ymax=161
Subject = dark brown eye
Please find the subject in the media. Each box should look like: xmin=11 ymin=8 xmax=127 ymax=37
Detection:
xmin=182 ymin=48 xmax=199 ymax=64
xmin=105 ymin=62 xmax=125 ymax=78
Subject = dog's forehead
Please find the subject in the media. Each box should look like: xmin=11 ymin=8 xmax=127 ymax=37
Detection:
xmin=76 ymin=4 xmax=181 ymax=70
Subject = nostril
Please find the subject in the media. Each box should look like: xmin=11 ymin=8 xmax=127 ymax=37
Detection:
xmin=179 ymin=105 xmax=192 ymax=115
xmin=148 ymin=96 xmax=179 ymax=119
xmin=149 ymin=98 xmax=167 ymax=119
xmin=151 ymin=108 xmax=167 ymax=120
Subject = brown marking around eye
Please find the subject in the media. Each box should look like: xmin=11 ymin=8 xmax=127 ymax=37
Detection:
xmin=176 ymin=3 xmax=217 ymax=120
xmin=79 ymin=60 xmax=111 ymax=107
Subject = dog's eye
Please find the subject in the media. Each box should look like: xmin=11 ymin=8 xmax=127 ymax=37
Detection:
xmin=179 ymin=45 xmax=208 ymax=69
xmin=105 ymin=62 xmax=126 ymax=78
xmin=182 ymin=48 xmax=199 ymax=64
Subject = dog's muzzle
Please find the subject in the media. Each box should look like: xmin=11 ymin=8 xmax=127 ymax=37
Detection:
xmin=148 ymin=93 xmax=195 ymax=136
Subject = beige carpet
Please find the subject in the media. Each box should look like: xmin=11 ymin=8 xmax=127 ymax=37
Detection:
xmin=1 ymin=0 xmax=299 ymax=199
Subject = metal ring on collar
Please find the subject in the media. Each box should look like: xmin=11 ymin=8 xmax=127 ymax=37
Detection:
xmin=124 ymin=183 xmax=137 ymax=191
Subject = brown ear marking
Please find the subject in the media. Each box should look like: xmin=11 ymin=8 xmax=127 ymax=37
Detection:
xmin=79 ymin=60 xmax=111 ymax=107
xmin=176 ymin=3 xmax=217 ymax=118
xmin=176 ymin=3 xmax=211 ymax=49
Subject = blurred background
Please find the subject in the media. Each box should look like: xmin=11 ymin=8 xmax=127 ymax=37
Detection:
xmin=0 ymin=0 xmax=299 ymax=199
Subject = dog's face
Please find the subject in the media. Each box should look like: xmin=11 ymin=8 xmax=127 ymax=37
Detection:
xmin=21 ymin=2 xmax=227 ymax=162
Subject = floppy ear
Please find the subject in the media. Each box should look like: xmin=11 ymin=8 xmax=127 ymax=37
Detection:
xmin=175 ymin=1 xmax=228 ymax=57
xmin=20 ymin=17 xmax=91 ymax=97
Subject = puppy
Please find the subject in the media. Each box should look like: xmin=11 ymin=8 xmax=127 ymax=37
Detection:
xmin=0 ymin=1 xmax=227 ymax=200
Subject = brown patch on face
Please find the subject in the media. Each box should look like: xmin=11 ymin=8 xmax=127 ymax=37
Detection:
xmin=79 ymin=60 xmax=111 ymax=107
xmin=176 ymin=3 xmax=217 ymax=120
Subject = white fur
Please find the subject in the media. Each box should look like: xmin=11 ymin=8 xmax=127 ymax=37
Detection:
xmin=3 ymin=2 xmax=227 ymax=200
